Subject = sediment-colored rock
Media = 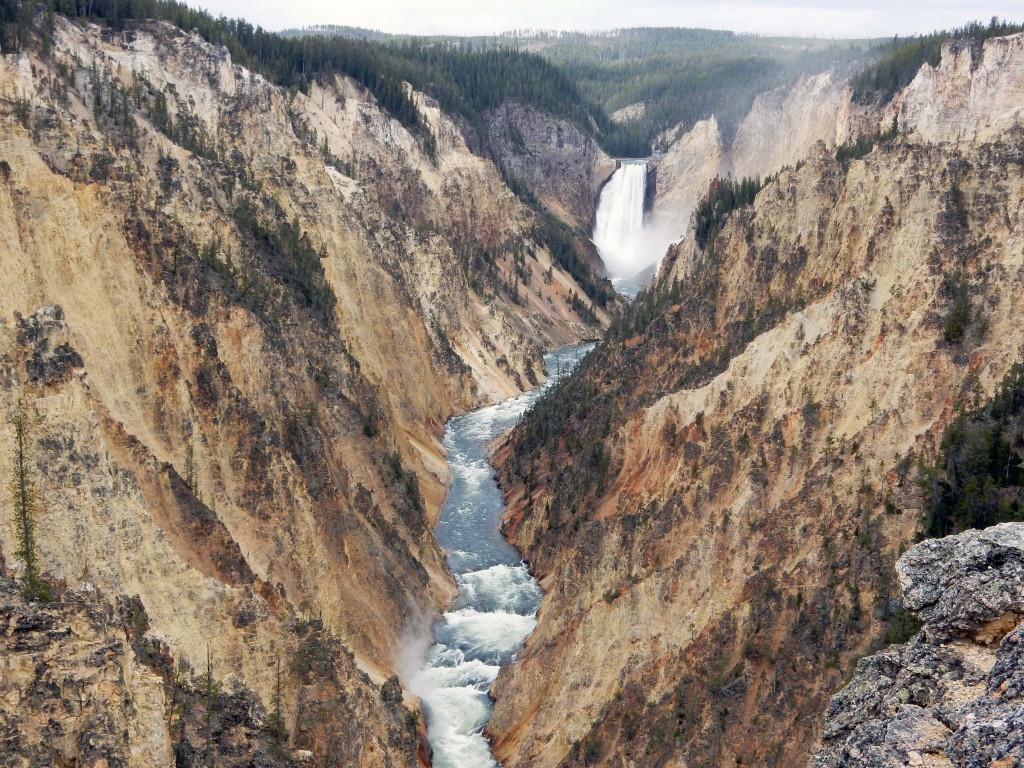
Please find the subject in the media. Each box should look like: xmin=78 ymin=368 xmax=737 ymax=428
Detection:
xmin=488 ymin=34 xmax=1024 ymax=768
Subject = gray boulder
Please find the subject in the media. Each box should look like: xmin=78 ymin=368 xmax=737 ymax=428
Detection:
xmin=810 ymin=523 xmax=1024 ymax=768
xmin=898 ymin=524 xmax=1024 ymax=643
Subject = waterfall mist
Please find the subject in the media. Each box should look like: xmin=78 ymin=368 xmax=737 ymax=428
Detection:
xmin=593 ymin=160 xmax=676 ymax=296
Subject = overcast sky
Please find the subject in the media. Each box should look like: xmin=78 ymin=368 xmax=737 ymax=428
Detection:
xmin=188 ymin=0 xmax=1022 ymax=38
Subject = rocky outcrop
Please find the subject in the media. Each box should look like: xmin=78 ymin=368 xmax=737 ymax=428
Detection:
xmin=609 ymin=102 xmax=645 ymax=124
xmin=899 ymin=524 xmax=1024 ymax=643
xmin=484 ymin=101 xmax=617 ymax=230
xmin=810 ymin=524 xmax=1024 ymax=768
xmin=0 ymin=578 xmax=422 ymax=768
xmin=14 ymin=305 xmax=84 ymax=386
xmin=897 ymin=33 xmax=1024 ymax=144
xmin=0 ymin=582 xmax=174 ymax=768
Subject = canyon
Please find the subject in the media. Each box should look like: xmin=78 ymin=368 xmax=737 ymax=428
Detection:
xmin=1 ymin=8 xmax=1023 ymax=768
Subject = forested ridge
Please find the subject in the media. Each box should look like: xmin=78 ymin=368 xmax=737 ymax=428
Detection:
xmin=383 ymin=39 xmax=649 ymax=156
xmin=287 ymin=24 xmax=879 ymax=152
xmin=0 ymin=0 xmax=642 ymax=155
xmin=8 ymin=4 xmax=1022 ymax=161
xmin=0 ymin=0 xmax=433 ymax=143
xmin=283 ymin=19 xmax=1024 ymax=155
xmin=535 ymin=30 xmax=872 ymax=146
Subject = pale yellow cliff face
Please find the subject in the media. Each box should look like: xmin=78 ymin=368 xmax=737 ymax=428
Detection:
xmin=897 ymin=33 xmax=1024 ymax=144
xmin=729 ymin=71 xmax=849 ymax=179
xmin=650 ymin=116 xmax=723 ymax=235
xmin=0 ymin=110 xmax=431 ymax=688
xmin=652 ymin=32 xmax=1024 ymax=261
xmin=0 ymin=16 xmax=605 ymax=761
xmin=489 ymin=39 xmax=1024 ymax=768
xmin=0 ymin=586 xmax=175 ymax=768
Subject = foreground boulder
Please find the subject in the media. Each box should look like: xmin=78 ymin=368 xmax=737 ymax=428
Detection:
xmin=810 ymin=523 xmax=1024 ymax=768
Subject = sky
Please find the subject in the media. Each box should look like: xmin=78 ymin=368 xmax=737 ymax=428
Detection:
xmin=188 ymin=0 xmax=1023 ymax=38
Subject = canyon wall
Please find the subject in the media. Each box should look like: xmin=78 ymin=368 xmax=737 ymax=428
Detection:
xmin=652 ymin=32 xmax=1024 ymax=248
xmin=896 ymin=32 xmax=1024 ymax=144
xmin=0 ymin=16 xmax=606 ymax=766
xmin=489 ymin=33 xmax=1024 ymax=768
xmin=484 ymin=102 xmax=617 ymax=232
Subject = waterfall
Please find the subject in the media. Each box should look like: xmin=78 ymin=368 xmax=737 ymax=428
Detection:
xmin=593 ymin=162 xmax=648 ymax=279
xmin=593 ymin=160 xmax=672 ymax=297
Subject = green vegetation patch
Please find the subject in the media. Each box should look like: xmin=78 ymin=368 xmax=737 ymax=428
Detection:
xmin=694 ymin=175 xmax=764 ymax=249
xmin=920 ymin=359 xmax=1024 ymax=536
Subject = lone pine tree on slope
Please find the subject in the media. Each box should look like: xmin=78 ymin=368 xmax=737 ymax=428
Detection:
xmin=10 ymin=403 xmax=44 ymax=601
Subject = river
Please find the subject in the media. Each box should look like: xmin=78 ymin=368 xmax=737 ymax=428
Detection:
xmin=410 ymin=343 xmax=594 ymax=768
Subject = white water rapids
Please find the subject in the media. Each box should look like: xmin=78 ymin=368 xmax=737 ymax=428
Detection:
xmin=408 ymin=344 xmax=593 ymax=768
xmin=592 ymin=160 xmax=674 ymax=298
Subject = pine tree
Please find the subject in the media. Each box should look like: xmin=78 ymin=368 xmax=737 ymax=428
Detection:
xmin=204 ymin=645 xmax=219 ymax=759
xmin=184 ymin=439 xmax=197 ymax=493
xmin=10 ymin=403 xmax=44 ymax=601
xmin=269 ymin=655 xmax=287 ymax=748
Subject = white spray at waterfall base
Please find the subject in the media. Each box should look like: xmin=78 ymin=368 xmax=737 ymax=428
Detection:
xmin=593 ymin=160 xmax=677 ymax=295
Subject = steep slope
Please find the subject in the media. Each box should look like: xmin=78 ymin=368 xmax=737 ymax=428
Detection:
xmin=652 ymin=30 xmax=1024 ymax=244
xmin=484 ymin=101 xmax=617 ymax=231
xmin=0 ymin=13 xmax=607 ymax=765
xmin=0 ymin=582 xmax=177 ymax=767
xmin=489 ymin=34 xmax=1024 ymax=768
xmin=895 ymin=32 xmax=1024 ymax=144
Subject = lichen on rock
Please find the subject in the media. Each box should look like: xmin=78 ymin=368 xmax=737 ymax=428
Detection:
xmin=898 ymin=524 xmax=1024 ymax=643
xmin=810 ymin=523 xmax=1024 ymax=768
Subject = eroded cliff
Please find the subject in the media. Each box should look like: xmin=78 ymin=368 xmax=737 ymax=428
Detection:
xmin=896 ymin=32 xmax=1024 ymax=144
xmin=484 ymin=102 xmax=617 ymax=232
xmin=652 ymin=32 xmax=1024 ymax=245
xmin=650 ymin=69 xmax=870 ymax=242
